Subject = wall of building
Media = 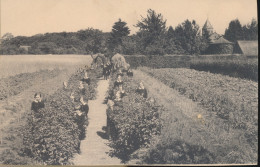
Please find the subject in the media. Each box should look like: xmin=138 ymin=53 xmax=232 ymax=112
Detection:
xmin=205 ymin=44 xmax=234 ymax=54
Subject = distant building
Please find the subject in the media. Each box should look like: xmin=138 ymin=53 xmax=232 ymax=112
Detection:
xmin=202 ymin=19 xmax=234 ymax=54
xmin=233 ymin=40 xmax=258 ymax=55
xmin=19 ymin=45 xmax=31 ymax=53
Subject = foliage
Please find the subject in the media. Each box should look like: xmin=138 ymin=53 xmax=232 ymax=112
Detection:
xmin=124 ymin=55 xmax=191 ymax=69
xmin=140 ymin=67 xmax=258 ymax=153
xmin=225 ymin=18 xmax=258 ymax=41
xmin=124 ymin=54 xmax=258 ymax=81
xmin=143 ymin=139 xmax=214 ymax=164
xmin=242 ymin=18 xmax=258 ymax=40
xmin=20 ymin=67 xmax=99 ymax=165
xmin=106 ymin=72 xmax=162 ymax=161
xmin=1 ymin=12 xmax=256 ymax=55
xmin=109 ymin=19 xmax=130 ymax=52
xmin=1 ymin=33 xmax=14 ymax=41
xmin=174 ymin=20 xmax=206 ymax=55
xmin=0 ymin=29 xmax=110 ymax=55
xmin=224 ymin=19 xmax=244 ymax=42
xmin=0 ymin=69 xmax=62 ymax=100
xmin=190 ymin=56 xmax=258 ymax=81
xmin=134 ymin=9 xmax=169 ymax=55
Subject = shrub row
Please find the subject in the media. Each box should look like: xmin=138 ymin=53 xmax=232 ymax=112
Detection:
xmin=0 ymin=69 xmax=63 ymax=100
xmin=20 ymin=68 xmax=99 ymax=165
xmin=190 ymin=56 xmax=258 ymax=81
xmin=124 ymin=54 xmax=258 ymax=81
xmin=124 ymin=55 xmax=191 ymax=69
xmin=106 ymin=72 xmax=162 ymax=162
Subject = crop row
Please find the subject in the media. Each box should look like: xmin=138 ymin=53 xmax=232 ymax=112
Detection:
xmin=106 ymin=72 xmax=163 ymax=162
xmin=1 ymin=67 xmax=100 ymax=165
xmin=0 ymin=69 xmax=63 ymax=100
xmin=139 ymin=67 xmax=258 ymax=150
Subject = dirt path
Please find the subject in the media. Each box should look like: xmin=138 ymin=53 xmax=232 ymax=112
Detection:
xmin=72 ymin=79 xmax=121 ymax=165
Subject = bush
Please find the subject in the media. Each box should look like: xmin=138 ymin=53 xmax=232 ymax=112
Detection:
xmin=124 ymin=54 xmax=258 ymax=81
xmin=143 ymin=139 xmax=214 ymax=164
xmin=190 ymin=56 xmax=258 ymax=81
xmin=20 ymin=67 xmax=100 ymax=165
xmin=106 ymin=72 xmax=162 ymax=161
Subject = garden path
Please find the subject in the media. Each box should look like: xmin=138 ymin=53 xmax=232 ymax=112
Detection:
xmin=72 ymin=79 xmax=121 ymax=165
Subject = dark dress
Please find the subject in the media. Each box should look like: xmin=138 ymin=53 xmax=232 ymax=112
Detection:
xmin=75 ymin=104 xmax=89 ymax=140
xmin=80 ymin=104 xmax=89 ymax=115
xmin=114 ymin=81 xmax=123 ymax=88
xmin=79 ymin=88 xmax=86 ymax=95
xmin=81 ymin=78 xmax=91 ymax=85
xmin=127 ymin=71 xmax=133 ymax=77
xmin=136 ymin=88 xmax=148 ymax=98
xmin=120 ymin=91 xmax=126 ymax=98
xmin=31 ymin=101 xmax=45 ymax=113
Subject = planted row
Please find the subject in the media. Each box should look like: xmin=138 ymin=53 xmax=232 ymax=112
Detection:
xmin=106 ymin=71 xmax=162 ymax=161
xmin=21 ymin=68 xmax=99 ymax=165
xmin=140 ymin=67 xmax=258 ymax=150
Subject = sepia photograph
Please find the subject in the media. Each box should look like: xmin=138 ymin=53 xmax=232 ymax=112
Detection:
xmin=0 ymin=0 xmax=258 ymax=166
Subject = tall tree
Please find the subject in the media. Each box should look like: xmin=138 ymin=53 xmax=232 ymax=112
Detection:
xmin=109 ymin=18 xmax=130 ymax=52
xmin=242 ymin=18 xmax=258 ymax=40
xmin=135 ymin=9 xmax=167 ymax=55
xmin=174 ymin=20 xmax=204 ymax=55
xmin=224 ymin=19 xmax=243 ymax=42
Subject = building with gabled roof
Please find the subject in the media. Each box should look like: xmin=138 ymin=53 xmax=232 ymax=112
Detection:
xmin=202 ymin=19 xmax=234 ymax=54
xmin=233 ymin=40 xmax=258 ymax=55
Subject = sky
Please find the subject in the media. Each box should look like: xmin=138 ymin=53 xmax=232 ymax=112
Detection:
xmin=0 ymin=0 xmax=258 ymax=37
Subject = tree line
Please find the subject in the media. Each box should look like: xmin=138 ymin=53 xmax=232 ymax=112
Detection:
xmin=0 ymin=9 xmax=257 ymax=55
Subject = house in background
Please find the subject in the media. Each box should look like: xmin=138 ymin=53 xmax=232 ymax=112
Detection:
xmin=233 ymin=40 xmax=258 ymax=56
xmin=202 ymin=19 xmax=234 ymax=54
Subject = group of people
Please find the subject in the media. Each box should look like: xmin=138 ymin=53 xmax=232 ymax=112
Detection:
xmin=31 ymin=69 xmax=91 ymax=140
xmin=106 ymin=68 xmax=147 ymax=111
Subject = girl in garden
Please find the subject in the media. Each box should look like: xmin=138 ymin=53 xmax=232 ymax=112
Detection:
xmin=78 ymin=81 xmax=86 ymax=95
xmin=118 ymin=85 xmax=126 ymax=98
xmin=31 ymin=93 xmax=45 ymax=113
xmin=73 ymin=96 xmax=89 ymax=140
xmin=81 ymin=71 xmax=91 ymax=85
xmin=114 ymin=75 xmax=123 ymax=89
xmin=127 ymin=68 xmax=133 ymax=77
xmin=136 ymin=81 xmax=148 ymax=98
xmin=117 ymin=68 xmax=124 ymax=77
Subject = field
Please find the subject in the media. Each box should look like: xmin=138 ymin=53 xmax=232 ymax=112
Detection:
xmin=0 ymin=55 xmax=92 ymax=78
xmin=0 ymin=54 xmax=258 ymax=165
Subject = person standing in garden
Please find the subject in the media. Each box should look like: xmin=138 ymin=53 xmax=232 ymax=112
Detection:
xmin=114 ymin=75 xmax=123 ymax=89
xmin=81 ymin=71 xmax=91 ymax=85
xmin=136 ymin=81 xmax=148 ymax=98
xmin=31 ymin=93 xmax=45 ymax=113
xmin=74 ymin=96 xmax=89 ymax=140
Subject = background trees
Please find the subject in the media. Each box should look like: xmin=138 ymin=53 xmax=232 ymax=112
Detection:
xmin=108 ymin=19 xmax=130 ymax=53
xmin=0 ymin=10 xmax=257 ymax=55
xmin=224 ymin=19 xmax=244 ymax=42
